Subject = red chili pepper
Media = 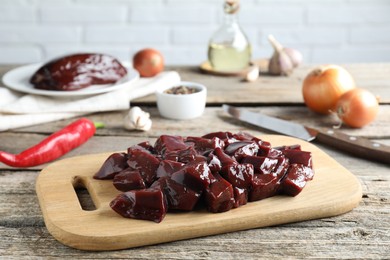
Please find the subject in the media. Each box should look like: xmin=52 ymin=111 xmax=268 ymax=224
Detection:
xmin=0 ymin=118 xmax=97 ymax=168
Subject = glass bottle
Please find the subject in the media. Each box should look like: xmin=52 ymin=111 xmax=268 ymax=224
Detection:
xmin=207 ymin=0 xmax=251 ymax=72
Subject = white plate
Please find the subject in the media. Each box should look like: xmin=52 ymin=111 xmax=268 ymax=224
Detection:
xmin=1 ymin=62 xmax=139 ymax=98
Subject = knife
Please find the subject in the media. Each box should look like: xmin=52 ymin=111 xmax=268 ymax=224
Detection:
xmin=223 ymin=105 xmax=390 ymax=165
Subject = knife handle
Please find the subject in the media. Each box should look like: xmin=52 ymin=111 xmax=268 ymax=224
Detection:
xmin=316 ymin=129 xmax=390 ymax=165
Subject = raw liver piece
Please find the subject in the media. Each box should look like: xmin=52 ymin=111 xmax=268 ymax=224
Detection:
xmin=241 ymin=155 xmax=279 ymax=174
xmin=110 ymin=188 xmax=167 ymax=223
xmin=281 ymin=148 xmax=315 ymax=180
xmin=127 ymin=141 xmax=155 ymax=155
xmin=220 ymin=163 xmax=254 ymax=189
xmin=185 ymin=136 xmax=225 ymax=155
xmin=249 ymin=174 xmax=280 ymax=201
xmin=127 ymin=149 xmax=160 ymax=186
xmin=156 ymin=160 xmax=185 ymax=178
xmin=30 ymin=53 xmax=127 ymax=91
xmin=205 ymin=173 xmax=234 ymax=213
xmin=279 ymin=164 xmax=310 ymax=196
xmin=171 ymin=159 xmax=215 ymax=192
xmin=282 ymin=149 xmax=313 ymax=169
xmin=152 ymin=177 xmax=201 ymax=211
xmin=113 ymin=169 xmax=146 ymax=192
xmin=154 ymin=135 xmax=188 ymax=156
xmin=93 ymin=152 xmax=128 ymax=180
xmin=224 ymin=141 xmax=259 ymax=161
xmin=213 ymin=147 xmax=237 ymax=167
xmin=135 ymin=141 xmax=155 ymax=153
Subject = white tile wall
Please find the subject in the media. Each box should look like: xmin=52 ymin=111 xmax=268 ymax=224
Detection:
xmin=0 ymin=0 xmax=389 ymax=65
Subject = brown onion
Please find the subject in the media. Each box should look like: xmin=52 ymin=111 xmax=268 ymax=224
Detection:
xmin=302 ymin=65 xmax=356 ymax=114
xmin=335 ymin=88 xmax=379 ymax=128
xmin=133 ymin=48 xmax=164 ymax=77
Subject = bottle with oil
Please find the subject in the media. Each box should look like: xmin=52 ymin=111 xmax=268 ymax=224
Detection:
xmin=208 ymin=0 xmax=251 ymax=72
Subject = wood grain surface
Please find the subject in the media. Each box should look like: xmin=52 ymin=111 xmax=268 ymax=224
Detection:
xmin=1 ymin=63 xmax=389 ymax=259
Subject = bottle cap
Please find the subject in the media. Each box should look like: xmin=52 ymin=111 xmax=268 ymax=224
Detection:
xmin=224 ymin=0 xmax=240 ymax=14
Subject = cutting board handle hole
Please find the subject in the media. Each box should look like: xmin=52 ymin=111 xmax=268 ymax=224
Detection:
xmin=73 ymin=176 xmax=97 ymax=211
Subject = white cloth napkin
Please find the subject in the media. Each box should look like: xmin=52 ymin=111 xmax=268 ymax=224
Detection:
xmin=0 ymin=71 xmax=181 ymax=131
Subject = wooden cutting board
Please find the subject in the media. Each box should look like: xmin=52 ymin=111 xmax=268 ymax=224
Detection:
xmin=36 ymin=135 xmax=362 ymax=251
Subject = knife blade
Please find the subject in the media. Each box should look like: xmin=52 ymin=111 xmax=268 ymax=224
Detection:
xmin=223 ymin=105 xmax=390 ymax=165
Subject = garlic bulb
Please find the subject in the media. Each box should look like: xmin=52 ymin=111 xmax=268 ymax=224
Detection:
xmin=124 ymin=106 xmax=152 ymax=131
xmin=244 ymin=66 xmax=259 ymax=82
xmin=267 ymin=34 xmax=303 ymax=76
xmin=268 ymin=49 xmax=294 ymax=76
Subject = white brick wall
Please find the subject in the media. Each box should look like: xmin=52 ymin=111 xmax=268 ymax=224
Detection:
xmin=0 ymin=0 xmax=389 ymax=65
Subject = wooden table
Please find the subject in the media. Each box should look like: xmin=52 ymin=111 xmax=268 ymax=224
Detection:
xmin=0 ymin=64 xmax=389 ymax=258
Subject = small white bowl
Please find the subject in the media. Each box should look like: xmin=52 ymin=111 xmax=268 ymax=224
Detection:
xmin=156 ymin=81 xmax=207 ymax=120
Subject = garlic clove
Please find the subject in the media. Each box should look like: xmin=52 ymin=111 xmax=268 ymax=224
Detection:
xmin=244 ymin=66 xmax=259 ymax=82
xmin=124 ymin=106 xmax=152 ymax=131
